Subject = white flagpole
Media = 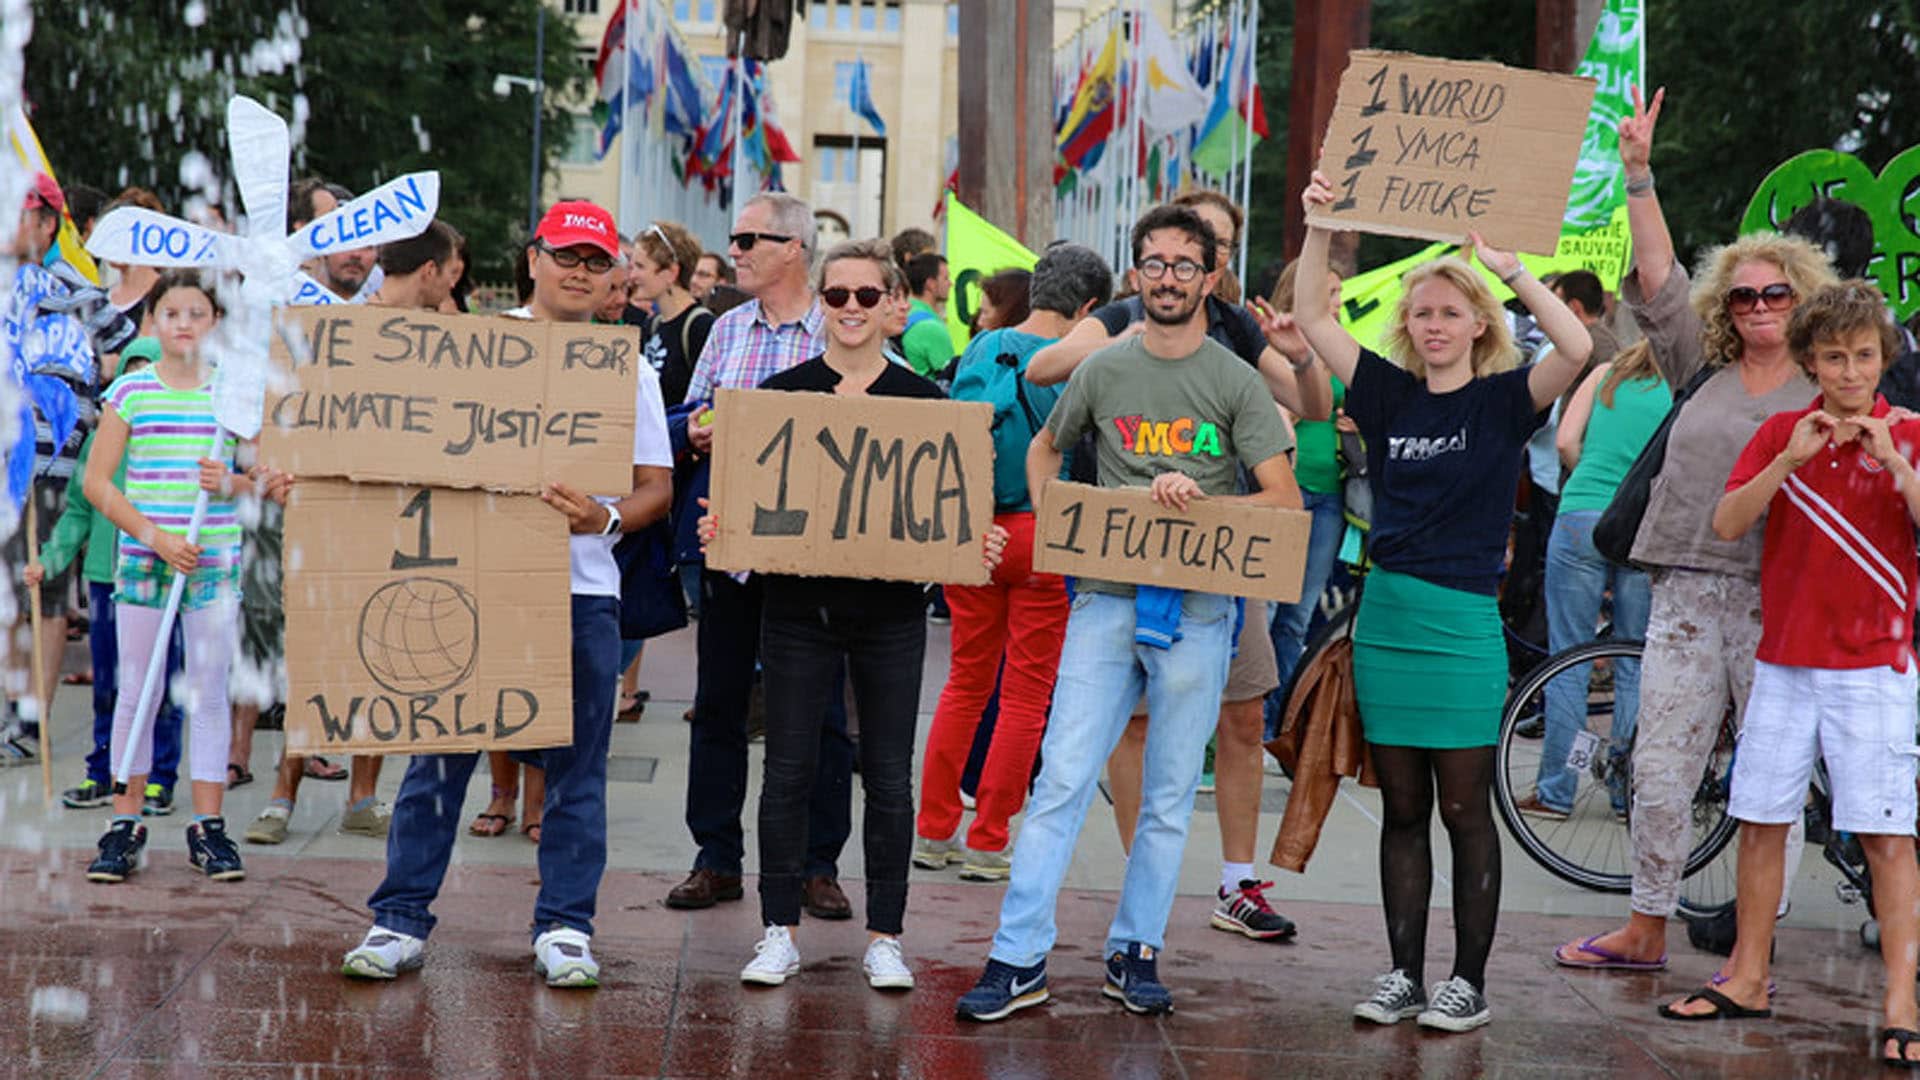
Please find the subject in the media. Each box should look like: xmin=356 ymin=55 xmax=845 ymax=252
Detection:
xmin=620 ymin=0 xmax=639 ymax=233
xmin=1236 ymin=0 xmax=1257 ymax=286
xmin=729 ymin=35 xmax=746 ymax=213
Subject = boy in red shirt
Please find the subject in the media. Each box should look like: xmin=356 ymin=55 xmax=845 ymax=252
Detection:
xmin=1678 ymin=281 xmax=1920 ymax=1067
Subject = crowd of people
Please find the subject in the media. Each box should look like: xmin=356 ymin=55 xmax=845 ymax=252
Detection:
xmin=6 ymin=80 xmax=1920 ymax=1067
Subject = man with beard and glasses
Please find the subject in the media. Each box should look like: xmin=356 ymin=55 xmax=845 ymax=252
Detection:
xmin=955 ymin=204 xmax=1302 ymax=1023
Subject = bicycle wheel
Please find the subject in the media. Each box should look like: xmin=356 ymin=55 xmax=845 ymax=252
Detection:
xmin=1496 ymin=640 xmax=1741 ymax=898
xmin=1495 ymin=641 xmax=1645 ymax=893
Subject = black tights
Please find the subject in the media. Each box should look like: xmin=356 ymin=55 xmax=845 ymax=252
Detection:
xmin=1371 ymin=743 xmax=1501 ymax=991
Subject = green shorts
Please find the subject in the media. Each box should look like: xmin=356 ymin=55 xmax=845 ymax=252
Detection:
xmin=1351 ymin=568 xmax=1506 ymax=749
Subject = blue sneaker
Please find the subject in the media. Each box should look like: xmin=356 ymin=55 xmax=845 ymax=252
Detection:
xmin=1103 ymin=942 xmax=1173 ymax=1015
xmin=955 ymin=958 xmax=1049 ymax=1022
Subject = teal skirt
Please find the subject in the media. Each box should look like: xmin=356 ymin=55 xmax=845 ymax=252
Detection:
xmin=1351 ymin=568 xmax=1506 ymax=748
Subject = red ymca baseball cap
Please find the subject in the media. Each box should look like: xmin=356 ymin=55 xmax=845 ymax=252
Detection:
xmin=535 ymin=200 xmax=619 ymax=259
xmin=23 ymin=173 xmax=63 ymax=213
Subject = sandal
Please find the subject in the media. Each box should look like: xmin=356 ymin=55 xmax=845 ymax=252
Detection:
xmin=1883 ymin=1027 xmax=1920 ymax=1069
xmin=1554 ymin=934 xmax=1667 ymax=972
xmin=226 ymin=763 xmax=254 ymax=789
xmin=469 ymin=785 xmax=517 ymax=837
xmin=303 ymin=755 xmax=348 ymax=781
xmin=616 ymin=692 xmax=645 ymax=723
xmin=523 ymin=821 xmax=542 ymax=844
xmin=1657 ymin=985 xmax=1772 ymax=1021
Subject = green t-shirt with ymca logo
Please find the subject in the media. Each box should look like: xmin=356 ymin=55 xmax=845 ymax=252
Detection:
xmin=1046 ymin=333 xmax=1295 ymax=497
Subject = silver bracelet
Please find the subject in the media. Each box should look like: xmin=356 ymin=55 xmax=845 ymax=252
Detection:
xmin=1625 ymin=171 xmax=1655 ymax=196
xmin=1499 ymin=266 xmax=1526 ymax=286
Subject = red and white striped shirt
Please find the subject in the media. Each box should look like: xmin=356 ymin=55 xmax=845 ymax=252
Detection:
xmin=1727 ymin=395 xmax=1920 ymax=671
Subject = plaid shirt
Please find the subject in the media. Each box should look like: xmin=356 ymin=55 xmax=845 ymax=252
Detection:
xmin=684 ymin=296 xmax=826 ymax=402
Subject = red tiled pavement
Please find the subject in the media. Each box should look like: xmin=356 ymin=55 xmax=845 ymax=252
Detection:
xmin=1 ymin=846 xmax=1901 ymax=1078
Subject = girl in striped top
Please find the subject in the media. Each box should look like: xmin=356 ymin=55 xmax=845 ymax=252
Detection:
xmin=81 ymin=270 xmax=249 ymax=884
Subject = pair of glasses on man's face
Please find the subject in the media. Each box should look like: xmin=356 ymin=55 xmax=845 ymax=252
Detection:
xmin=1726 ymin=282 xmax=1795 ymax=314
xmin=538 ymin=242 xmax=617 ymax=275
xmin=822 ymin=285 xmax=890 ymax=310
xmin=1136 ymin=256 xmax=1206 ymax=283
xmin=730 ymin=231 xmax=793 ymax=252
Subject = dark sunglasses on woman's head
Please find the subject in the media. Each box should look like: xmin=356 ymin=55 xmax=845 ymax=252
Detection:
xmin=822 ymin=285 xmax=887 ymax=309
xmin=1725 ymin=282 xmax=1795 ymax=314
xmin=538 ymin=242 xmax=616 ymax=274
xmin=730 ymin=231 xmax=793 ymax=252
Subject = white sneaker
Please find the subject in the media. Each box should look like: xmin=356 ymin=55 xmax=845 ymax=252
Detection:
xmin=341 ymin=927 xmax=424 ymax=980
xmin=863 ymin=936 xmax=915 ymax=991
xmin=740 ymin=925 xmax=801 ymax=986
xmin=533 ymin=927 xmax=599 ymax=988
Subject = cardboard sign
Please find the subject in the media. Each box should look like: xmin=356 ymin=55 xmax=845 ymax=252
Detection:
xmin=1308 ymin=50 xmax=1597 ymax=255
xmin=704 ymin=387 xmax=994 ymax=586
xmin=1031 ymin=480 xmax=1313 ymax=603
xmin=261 ymin=306 xmax=640 ymax=495
xmin=282 ymin=480 xmax=573 ymax=755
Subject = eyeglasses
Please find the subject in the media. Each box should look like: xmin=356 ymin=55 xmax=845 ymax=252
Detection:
xmin=537 ymin=242 xmax=616 ymax=275
xmin=1725 ymin=282 xmax=1795 ymax=314
xmin=730 ymin=231 xmax=793 ymax=252
xmin=1137 ymin=257 xmax=1205 ymax=283
xmin=821 ymin=285 xmax=887 ymax=309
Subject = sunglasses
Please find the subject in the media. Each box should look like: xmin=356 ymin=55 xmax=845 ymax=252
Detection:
xmin=1137 ymin=257 xmax=1205 ymax=283
xmin=730 ymin=231 xmax=793 ymax=252
xmin=1725 ymin=282 xmax=1795 ymax=315
xmin=538 ymin=242 xmax=616 ymax=275
xmin=822 ymin=285 xmax=888 ymax=310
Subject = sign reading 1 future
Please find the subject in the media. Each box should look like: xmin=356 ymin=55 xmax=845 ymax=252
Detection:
xmin=1309 ymin=50 xmax=1597 ymax=256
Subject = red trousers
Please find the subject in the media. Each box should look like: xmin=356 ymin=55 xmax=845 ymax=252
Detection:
xmin=916 ymin=512 xmax=1069 ymax=853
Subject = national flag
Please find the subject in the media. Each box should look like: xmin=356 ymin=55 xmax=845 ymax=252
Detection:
xmin=848 ymin=57 xmax=885 ymax=137
xmin=661 ymin=33 xmax=705 ymax=139
xmin=689 ymin=62 xmax=737 ymax=183
xmin=593 ymin=1 xmax=658 ymax=159
xmin=1136 ymin=10 xmax=1209 ymax=134
xmin=1190 ymin=10 xmax=1268 ymax=177
xmin=7 ymin=107 xmax=99 ymax=284
xmin=1056 ymin=31 xmax=1118 ymax=170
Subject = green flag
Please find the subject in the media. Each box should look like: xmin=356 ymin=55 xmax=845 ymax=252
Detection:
xmin=1564 ymin=0 xmax=1644 ymax=231
xmin=943 ymin=193 xmax=1038 ymax=351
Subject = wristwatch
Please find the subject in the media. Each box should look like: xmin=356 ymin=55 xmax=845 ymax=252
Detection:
xmin=600 ymin=503 xmax=623 ymax=536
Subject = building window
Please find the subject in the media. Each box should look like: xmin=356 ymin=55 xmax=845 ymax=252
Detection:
xmin=858 ymin=0 xmax=876 ymax=32
xmin=563 ymin=0 xmax=599 ymax=12
xmin=835 ymin=1 xmax=852 ymax=30
xmin=674 ymin=0 xmax=717 ymax=22
xmin=883 ymin=1 xmax=900 ymax=32
xmin=833 ymin=60 xmax=856 ymax=105
xmin=699 ymin=0 xmax=716 ymax=20
xmin=561 ymin=114 xmax=601 ymax=165
xmin=947 ymin=3 xmax=958 ymax=37
xmin=701 ymin=55 xmax=730 ymax=90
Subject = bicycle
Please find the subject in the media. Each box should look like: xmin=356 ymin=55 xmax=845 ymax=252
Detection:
xmin=1493 ymin=638 xmax=1741 ymax=918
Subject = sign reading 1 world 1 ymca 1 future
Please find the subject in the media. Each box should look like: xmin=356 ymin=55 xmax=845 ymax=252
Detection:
xmin=1308 ymin=50 xmax=1597 ymax=255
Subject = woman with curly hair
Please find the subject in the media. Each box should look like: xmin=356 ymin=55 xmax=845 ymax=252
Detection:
xmin=1550 ymin=86 xmax=1837 ymax=984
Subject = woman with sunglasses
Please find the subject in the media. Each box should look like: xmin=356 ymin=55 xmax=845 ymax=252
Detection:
xmin=701 ymin=239 xmax=1009 ymax=993
xmin=1551 ymin=85 xmax=1837 ymax=981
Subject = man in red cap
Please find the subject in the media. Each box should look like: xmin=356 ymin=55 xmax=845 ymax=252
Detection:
xmin=340 ymin=198 xmax=673 ymax=990
xmin=14 ymin=174 xmax=62 ymax=265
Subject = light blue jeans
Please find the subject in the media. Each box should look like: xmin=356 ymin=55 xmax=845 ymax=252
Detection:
xmin=1266 ymin=488 xmax=1346 ymax=738
xmin=989 ymin=589 xmax=1234 ymax=967
xmin=1536 ymin=510 xmax=1651 ymax=810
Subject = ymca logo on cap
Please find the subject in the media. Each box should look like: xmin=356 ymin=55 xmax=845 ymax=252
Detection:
xmin=536 ymin=199 xmax=619 ymax=258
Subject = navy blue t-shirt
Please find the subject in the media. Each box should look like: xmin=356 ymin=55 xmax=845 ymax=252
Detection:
xmin=1346 ymin=348 xmax=1544 ymax=595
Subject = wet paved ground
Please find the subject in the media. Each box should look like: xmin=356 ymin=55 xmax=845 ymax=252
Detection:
xmin=2 ymin=847 xmax=1905 ymax=1079
xmin=3 ymin=626 xmax=1910 ymax=1076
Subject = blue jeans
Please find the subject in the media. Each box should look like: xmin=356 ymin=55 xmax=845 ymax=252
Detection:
xmin=1535 ymin=510 xmax=1650 ymax=810
xmin=371 ymin=595 xmax=621 ymax=941
xmin=990 ymin=590 xmax=1234 ymax=967
xmin=1266 ymin=489 xmax=1344 ymax=739
xmin=85 ymin=582 xmax=184 ymax=790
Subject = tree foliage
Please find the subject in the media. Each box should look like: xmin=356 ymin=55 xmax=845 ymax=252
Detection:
xmin=24 ymin=0 xmax=586 ymax=278
xmin=1243 ymin=0 xmax=1920 ymax=278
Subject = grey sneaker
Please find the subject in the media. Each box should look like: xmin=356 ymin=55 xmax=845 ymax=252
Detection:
xmin=245 ymin=804 xmax=291 ymax=845
xmin=340 ymin=798 xmax=392 ymax=838
xmin=1416 ymin=976 xmax=1490 ymax=1032
xmin=912 ymin=835 xmax=961 ymax=870
xmin=1353 ymin=969 xmax=1426 ymax=1024
xmin=958 ymin=847 xmax=1010 ymax=882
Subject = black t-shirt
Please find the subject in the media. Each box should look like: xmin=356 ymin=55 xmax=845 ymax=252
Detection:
xmin=757 ymin=356 xmax=945 ymax=622
xmin=643 ymin=304 xmax=713 ymax=407
xmin=1092 ymin=294 xmax=1266 ymax=366
xmin=1346 ymin=348 xmax=1545 ymax=595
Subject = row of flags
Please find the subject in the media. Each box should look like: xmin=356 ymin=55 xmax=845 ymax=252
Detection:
xmin=1054 ymin=6 xmax=1269 ymax=193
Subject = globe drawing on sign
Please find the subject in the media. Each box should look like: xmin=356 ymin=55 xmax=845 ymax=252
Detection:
xmin=357 ymin=577 xmax=480 ymax=696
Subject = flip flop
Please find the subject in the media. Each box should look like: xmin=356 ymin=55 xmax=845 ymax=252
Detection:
xmin=226 ymin=763 xmax=254 ymax=789
xmin=1882 ymin=1027 xmax=1920 ymax=1069
xmin=303 ymin=756 xmax=348 ymax=781
xmin=1554 ymin=934 xmax=1668 ymax=971
xmin=469 ymin=812 xmax=513 ymax=837
xmin=1658 ymin=985 xmax=1771 ymax=1021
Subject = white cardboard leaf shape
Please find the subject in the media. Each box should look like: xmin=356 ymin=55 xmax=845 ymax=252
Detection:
xmin=84 ymin=206 xmax=235 ymax=267
xmin=291 ymin=171 xmax=440 ymax=261
xmin=227 ymin=96 xmax=289 ymax=242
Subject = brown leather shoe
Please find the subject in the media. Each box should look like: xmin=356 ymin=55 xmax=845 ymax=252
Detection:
xmin=802 ymin=875 xmax=853 ymax=920
xmin=666 ymin=868 xmax=744 ymax=909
